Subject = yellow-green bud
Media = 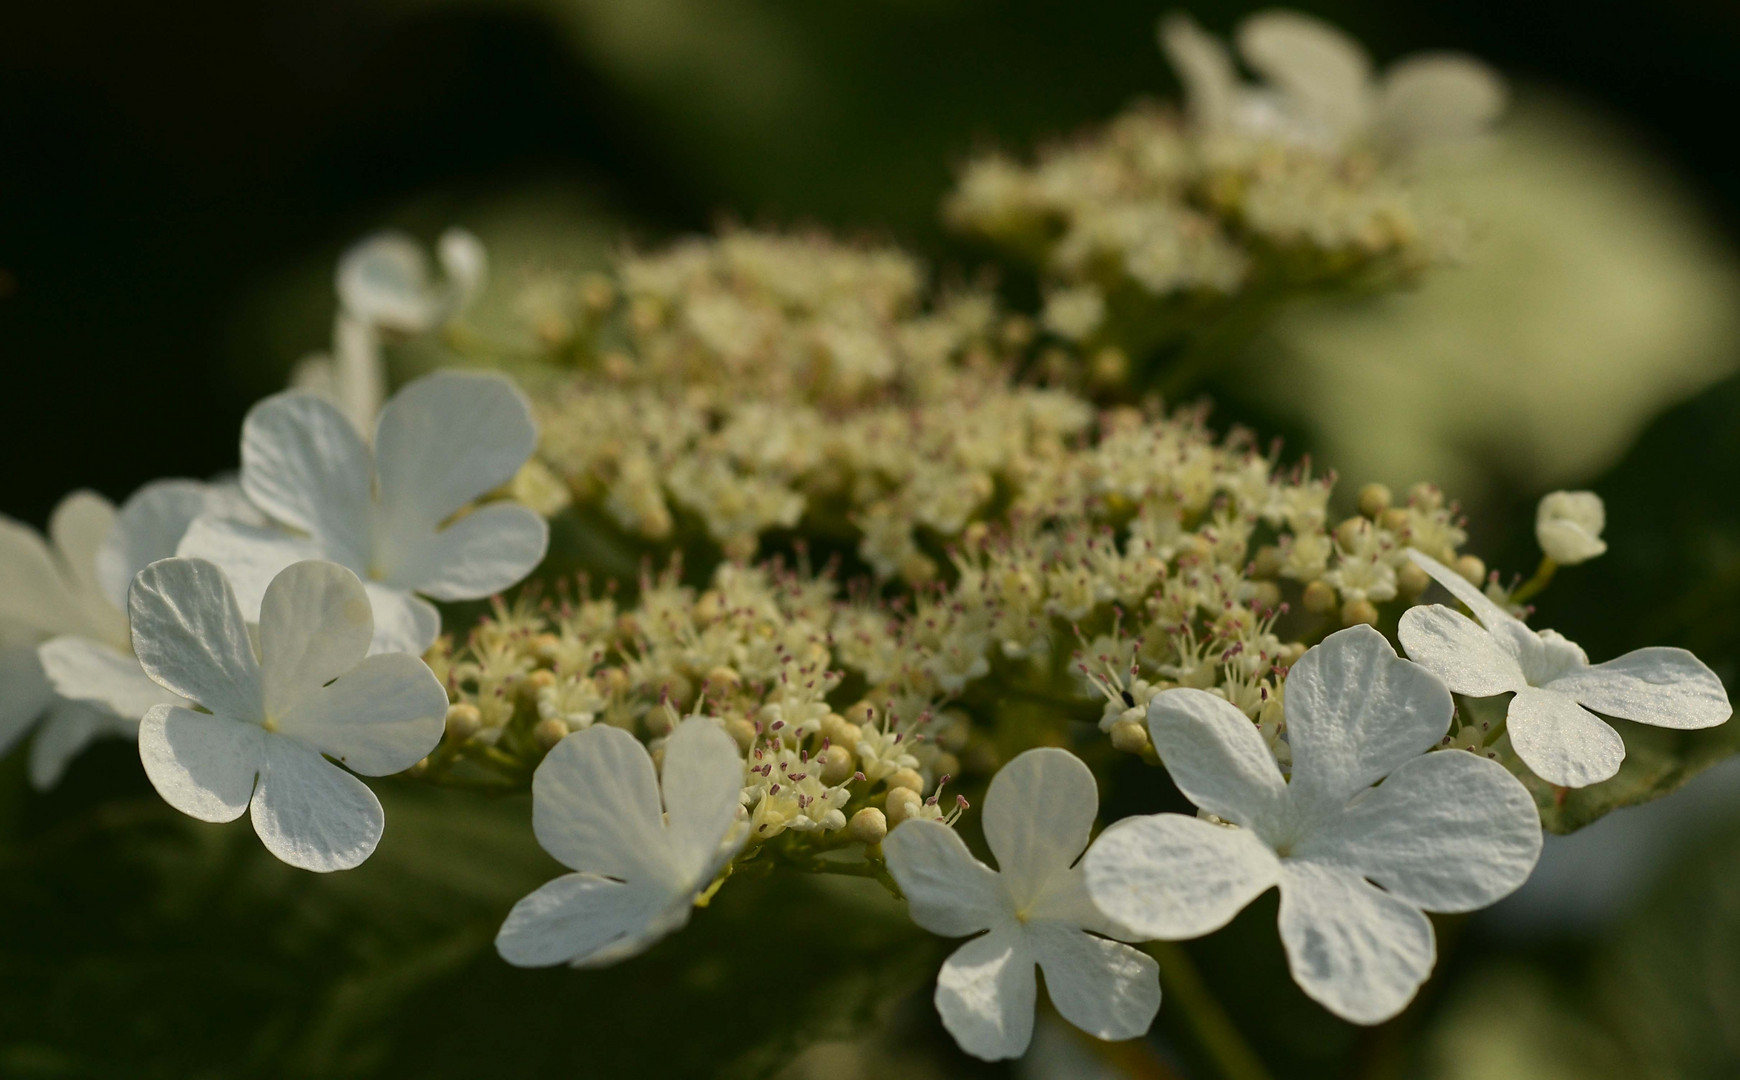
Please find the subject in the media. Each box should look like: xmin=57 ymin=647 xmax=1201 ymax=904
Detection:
xmin=445 ymin=703 xmax=482 ymax=742
xmin=534 ymin=716 xmax=569 ymax=751
xmin=1303 ymin=580 xmax=1338 ymax=614
xmin=1358 ymin=483 xmax=1392 ymax=519
xmin=1109 ymin=719 xmax=1151 ymax=755
xmin=1342 ymin=599 xmax=1380 ymax=627
xmin=848 ymin=807 xmax=888 ymax=845
xmin=818 ymin=744 xmax=854 ymax=785
xmin=1454 ymin=554 xmax=1486 ymax=586
xmin=887 ymin=767 xmax=925 ymax=794
xmin=886 ymin=788 xmax=923 ymax=828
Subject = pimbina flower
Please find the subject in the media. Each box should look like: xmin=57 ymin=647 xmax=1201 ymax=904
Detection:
xmin=2 ymin=482 xmax=241 ymax=787
xmin=495 ymin=717 xmax=748 ymax=968
xmin=181 ymin=370 xmax=549 ymax=654
xmin=882 ymin=748 xmax=1161 ymax=1061
xmin=1085 ymin=626 xmax=1541 ymax=1024
xmin=131 ymin=557 xmax=447 ymax=871
xmin=1398 ymin=549 xmax=1730 ymax=787
xmin=1534 ymin=490 xmax=1607 ymax=566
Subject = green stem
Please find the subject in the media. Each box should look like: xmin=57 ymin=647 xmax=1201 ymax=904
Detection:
xmin=1506 ymin=557 xmax=1557 ymax=606
xmin=1145 ymin=941 xmax=1274 ymax=1080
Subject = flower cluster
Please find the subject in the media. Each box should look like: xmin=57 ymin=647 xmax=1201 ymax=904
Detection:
xmin=944 ymin=9 xmax=1502 ymax=370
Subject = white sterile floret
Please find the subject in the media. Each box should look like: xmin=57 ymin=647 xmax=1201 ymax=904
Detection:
xmin=1 ymin=481 xmax=244 ymax=787
xmin=495 ymin=718 xmax=749 ymax=969
xmin=1534 ymin=490 xmax=1607 ymax=565
xmin=1085 ymin=625 xmax=1541 ymax=1025
xmin=1397 ymin=549 xmax=1729 ymax=787
xmin=882 ymin=748 xmax=1161 ymax=1061
xmin=1160 ymin=10 xmax=1506 ymax=158
xmin=130 ymin=557 xmax=448 ymax=872
xmin=180 ymin=370 xmax=550 ymax=655
xmin=337 ymin=228 xmax=487 ymax=335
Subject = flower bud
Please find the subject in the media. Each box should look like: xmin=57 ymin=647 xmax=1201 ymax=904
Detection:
xmin=1358 ymin=483 xmax=1392 ymax=519
xmin=1341 ymin=599 xmax=1379 ymax=627
xmin=930 ymin=751 xmax=962 ymax=780
xmin=885 ymin=788 xmax=923 ymax=828
xmin=725 ymin=716 xmax=757 ymax=753
xmin=533 ymin=716 xmax=569 ymax=751
xmin=1408 ymin=482 xmax=1443 ymax=511
xmin=1303 ymin=580 xmax=1338 ymax=614
xmin=844 ymin=700 xmax=878 ymax=727
xmin=518 ymin=669 xmax=556 ymax=704
xmin=1109 ymin=719 xmax=1152 ymax=755
xmin=848 ymin=806 xmax=888 ymax=844
xmin=1454 ymin=554 xmax=1486 ymax=586
xmin=445 ymin=703 xmax=482 ymax=742
xmin=1251 ymin=544 xmax=1285 ymax=579
xmin=818 ymin=744 xmax=854 ymax=785
xmin=886 ymin=767 xmax=925 ymax=794
xmin=1535 ymin=490 xmax=1607 ymax=565
xmin=1396 ymin=560 xmax=1430 ymax=597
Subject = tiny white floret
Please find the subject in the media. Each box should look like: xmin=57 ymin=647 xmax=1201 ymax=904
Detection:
xmin=1085 ymin=625 xmax=1542 ymax=1025
xmin=1398 ymin=549 xmax=1730 ymax=787
xmin=495 ymin=717 xmax=749 ymax=968
xmin=882 ymin=747 xmax=1161 ymax=1061
xmin=180 ymin=369 xmax=550 ymax=655
xmin=1534 ymin=490 xmax=1607 ymax=565
xmin=131 ymin=557 xmax=448 ymax=872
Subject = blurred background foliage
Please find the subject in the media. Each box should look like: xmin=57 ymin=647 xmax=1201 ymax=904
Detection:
xmin=7 ymin=0 xmax=1740 ymax=1076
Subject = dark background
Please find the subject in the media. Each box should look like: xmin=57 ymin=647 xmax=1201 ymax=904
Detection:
xmin=4 ymin=0 xmax=1739 ymax=527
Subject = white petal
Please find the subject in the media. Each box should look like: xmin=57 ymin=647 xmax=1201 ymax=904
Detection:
xmin=97 ymin=479 xmax=213 ymax=611
xmin=361 ymin=584 xmax=442 ymax=656
xmin=38 ymin=636 xmax=176 ymax=719
xmin=138 ymin=704 xmax=264 ymax=823
xmin=258 ymin=560 xmax=374 ymax=719
xmin=1295 ymin=751 xmax=1541 ymax=912
xmin=177 ymin=516 xmax=329 ymax=620
xmin=249 ymin=735 xmax=383 ymax=872
xmin=1277 ymin=860 xmax=1435 ymax=1025
xmin=1285 ymin=625 xmax=1453 ymax=820
xmin=1159 ymin=12 xmax=1238 ymax=132
xmin=1145 ymin=688 xmax=1289 ymax=832
xmin=935 ymin=928 xmax=1037 ymax=1062
xmin=1405 ymin=549 xmax=1525 ymax=638
xmin=0 ymin=644 xmax=53 ymax=757
xmin=1398 ymin=605 xmax=1528 ymax=697
xmin=239 ymin=391 xmax=373 ymax=564
xmin=980 ymin=747 xmax=1099 ymax=906
xmin=658 ymin=717 xmax=748 ymax=881
xmin=1236 ymin=10 xmax=1373 ymax=138
xmin=1547 ymin=647 xmax=1732 ymax=730
xmin=383 ymin=504 xmax=548 ymax=601
xmin=276 ymin=653 xmax=445 ymax=776
xmin=882 ymin=819 xmax=1010 ymax=937
xmin=30 ymin=697 xmax=116 ymax=790
xmin=437 ymin=228 xmax=488 ymax=313
xmin=1027 ymin=922 xmax=1160 ymax=1042
xmin=1505 ymin=686 xmax=1625 ymax=788
xmin=532 ymin=724 xmax=676 ymax=884
xmin=1535 ymin=491 xmax=1607 ymax=565
xmin=337 ymin=231 xmax=441 ymax=332
xmin=1376 ymin=54 xmax=1506 ymax=151
xmin=1025 ymin=862 xmax=1139 ymax=941
xmin=128 ymin=558 xmax=263 ymax=720
xmin=496 ymin=872 xmax=686 ymax=969
xmin=1084 ymin=813 xmax=1280 ymax=940
xmin=50 ymin=490 xmax=117 ymax=608
xmin=0 ymin=514 xmax=83 ymax=636
xmin=372 ymin=370 xmax=538 ymax=539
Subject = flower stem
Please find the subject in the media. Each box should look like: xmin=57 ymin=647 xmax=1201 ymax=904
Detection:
xmin=1506 ymin=556 xmax=1557 ymax=606
xmin=1145 ymin=942 xmax=1274 ymax=1080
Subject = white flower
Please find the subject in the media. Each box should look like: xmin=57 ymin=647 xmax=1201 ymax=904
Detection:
xmin=1085 ymin=625 xmax=1541 ymax=1025
xmin=882 ymin=748 xmax=1161 ymax=1061
xmin=1534 ymin=490 xmax=1607 ymax=565
xmin=337 ymin=228 xmax=487 ymax=335
xmin=131 ymin=557 xmax=447 ymax=872
xmin=1160 ymin=10 xmax=1507 ymax=157
xmin=1398 ymin=549 xmax=1729 ymax=787
xmin=180 ymin=370 xmax=550 ymax=655
xmin=495 ymin=718 xmax=748 ymax=968
xmin=1 ymin=482 xmax=239 ymax=787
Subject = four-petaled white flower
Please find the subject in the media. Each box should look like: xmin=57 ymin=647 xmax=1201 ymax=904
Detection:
xmin=496 ymin=717 xmax=749 ymax=968
xmin=180 ymin=370 xmax=549 ymax=655
xmin=1535 ymin=491 xmax=1607 ymax=565
xmin=1161 ymin=10 xmax=1506 ymax=158
xmin=131 ymin=557 xmax=448 ymax=872
xmin=882 ymin=748 xmax=1162 ymax=1061
xmin=1086 ymin=625 xmax=1541 ymax=1025
xmin=1398 ymin=549 xmax=1730 ymax=788
xmin=1 ymin=482 xmax=243 ymax=787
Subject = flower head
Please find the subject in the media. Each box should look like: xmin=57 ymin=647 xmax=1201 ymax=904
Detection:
xmin=181 ymin=370 xmax=549 ymax=654
xmin=882 ymin=748 xmax=1161 ymax=1061
xmin=1086 ymin=625 xmax=1541 ymax=1024
xmin=1534 ymin=490 xmax=1607 ymax=565
xmin=1397 ymin=549 xmax=1729 ymax=787
xmin=495 ymin=717 xmax=748 ymax=968
xmin=131 ymin=557 xmax=448 ymax=871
